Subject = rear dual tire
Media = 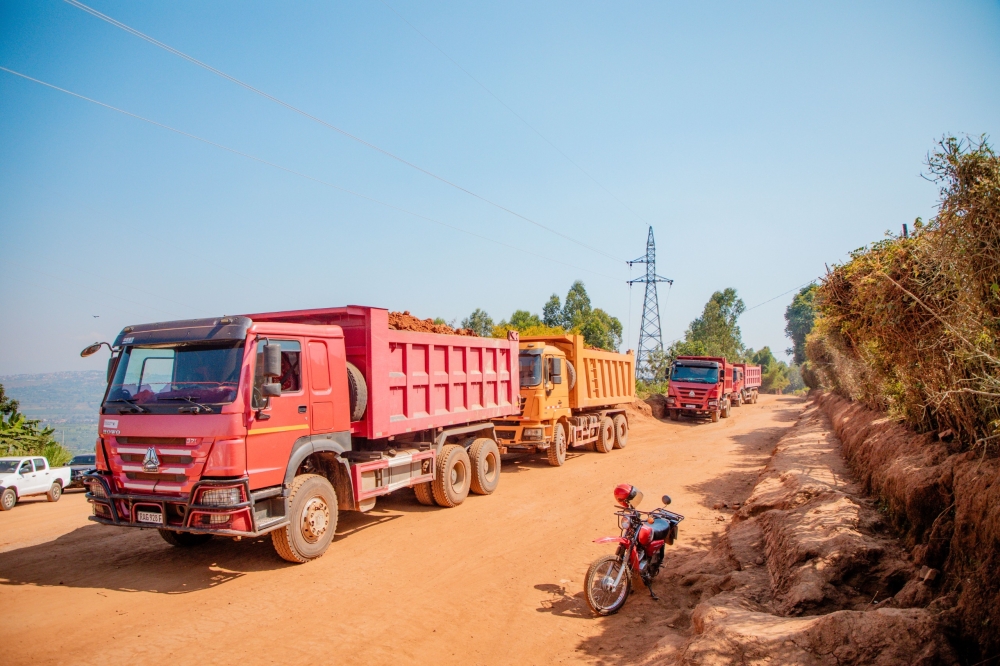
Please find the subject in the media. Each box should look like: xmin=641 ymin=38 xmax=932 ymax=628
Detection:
xmin=612 ymin=414 xmax=628 ymax=449
xmin=432 ymin=445 xmax=471 ymax=508
xmin=595 ymin=417 xmax=615 ymax=453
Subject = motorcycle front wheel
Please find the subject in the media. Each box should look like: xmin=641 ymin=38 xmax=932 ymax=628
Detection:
xmin=584 ymin=554 xmax=632 ymax=616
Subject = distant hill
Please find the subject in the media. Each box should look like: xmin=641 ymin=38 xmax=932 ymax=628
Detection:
xmin=0 ymin=371 xmax=106 ymax=453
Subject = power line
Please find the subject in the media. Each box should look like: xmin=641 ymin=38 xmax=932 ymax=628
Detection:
xmin=744 ymin=280 xmax=816 ymax=312
xmin=63 ymin=0 xmax=627 ymax=265
xmin=0 ymin=66 xmax=625 ymax=285
xmin=378 ymin=0 xmax=649 ymax=233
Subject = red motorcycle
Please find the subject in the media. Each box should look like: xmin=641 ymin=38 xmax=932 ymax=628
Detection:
xmin=584 ymin=484 xmax=684 ymax=615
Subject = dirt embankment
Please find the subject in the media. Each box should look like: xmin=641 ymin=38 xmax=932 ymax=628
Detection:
xmin=649 ymin=397 xmax=957 ymax=664
xmin=387 ymin=311 xmax=477 ymax=336
xmin=817 ymin=392 xmax=1000 ymax=662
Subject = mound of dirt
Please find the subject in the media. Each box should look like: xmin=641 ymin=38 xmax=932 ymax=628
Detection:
xmin=644 ymin=394 xmax=667 ymax=419
xmin=388 ymin=311 xmax=477 ymax=336
xmin=653 ymin=398 xmax=957 ymax=664
xmin=627 ymin=400 xmax=654 ymax=421
xmin=817 ymin=392 xmax=1000 ymax=661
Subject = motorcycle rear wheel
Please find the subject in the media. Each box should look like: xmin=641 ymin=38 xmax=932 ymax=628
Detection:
xmin=584 ymin=554 xmax=632 ymax=616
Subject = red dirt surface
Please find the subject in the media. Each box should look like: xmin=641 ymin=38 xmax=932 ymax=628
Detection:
xmin=0 ymin=396 xmax=809 ymax=665
xmin=388 ymin=311 xmax=477 ymax=336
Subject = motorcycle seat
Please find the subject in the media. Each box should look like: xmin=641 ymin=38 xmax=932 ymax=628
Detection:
xmin=651 ymin=518 xmax=672 ymax=542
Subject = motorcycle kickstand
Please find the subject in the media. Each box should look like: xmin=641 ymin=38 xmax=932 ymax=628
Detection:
xmin=645 ymin=580 xmax=660 ymax=601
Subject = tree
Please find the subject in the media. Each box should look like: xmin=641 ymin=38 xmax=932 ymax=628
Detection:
xmin=0 ymin=384 xmax=71 ymax=465
xmin=562 ymin=280 xmax=592 ymax=329
xmin=752 ymin=346 xmax=777 ymax=371
xmin=668 ymin=288 xmax=746 ymax=361
xmin=784 ymin=284 xmax=817 ymax=364
xmin=508 ymin=310 xmax=541 ymax=330
xmin=542 ymin=295 xmax=563 ymax=327
xmin=581 ymin=308 xmax=623 ymax=351
xmin=461 ymin=309 xmax=494 ymax=337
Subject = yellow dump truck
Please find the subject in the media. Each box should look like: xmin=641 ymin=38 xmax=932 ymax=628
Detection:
xmin=492 ymin=335 xmax=635 ymax=466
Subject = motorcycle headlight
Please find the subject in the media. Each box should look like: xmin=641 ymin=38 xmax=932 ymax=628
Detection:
xmin=619 ymin=515 xmax=630 ymax=529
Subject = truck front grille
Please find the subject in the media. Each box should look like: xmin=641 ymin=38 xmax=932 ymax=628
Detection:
xmin=495 ymin=429 xmax=517 ymax=440
xmin=125 ymin=472 xmax=187 ymax=483
xmin=117 ymin=437 xmax=188 ymax=446
xmin=120 ymin=453 xmax=193 ymax=464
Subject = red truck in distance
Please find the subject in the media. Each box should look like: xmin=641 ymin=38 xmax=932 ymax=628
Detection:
xmin=665 ymin=356 xmax=760 ymax=423
xmin=81 ymin=306 xmax=518 ymax=563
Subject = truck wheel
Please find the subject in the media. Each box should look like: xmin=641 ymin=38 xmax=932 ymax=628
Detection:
xmin=272 ymin=474 xmax=338 ymax=563
xmin=432 ymin=445 xmax=471 ymax=507
xmin=566 ymin=361 xmax=577 ymax=391
xmin=469 ymin=438 xmax=501 ymax=494
xmin=414 ymin=482 xmax=435 ymax=506
xmin=722 ymin=401 xmax=732 ymax=418
xmin=595 ymin=417 xmax=615 ymax=453
xmin=733 ymin=392 xmax=742 ymax=407
xmin=158 ymin=529 xmax=213 ymax=547
xmin=46 ymin=482 xmax=62 ymax=502
xmin=752 ymin=391 xmax=759 ymax=404
xmin=612 ymin=414 xmax=628 ymax=449
xmin=711 ymin=410 xmax=720 ymax=423
xmin=547 ymin=423 xmax=567 ymax=467
xmin=346 ymin=362 xmax=368 ymax=422
xmin=0 ymin=488 xmax=16 ymax=511
xmin=669 ymin=409 xmax=680 ymax=421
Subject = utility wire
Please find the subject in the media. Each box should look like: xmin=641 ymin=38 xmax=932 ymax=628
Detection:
xmin=63 ymin=0 xmax=627 ymax=264
xmin=378 ymin=0 xmax=649 ymax=233
xmin=0 ymin=66 xmax=625 ymax=284
xmin=744 ymin=280 xmax=816 ymax=313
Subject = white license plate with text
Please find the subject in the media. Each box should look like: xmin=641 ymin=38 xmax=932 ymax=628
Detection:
xmin=685 ymin=404 xmax=698 ymax=409
xmin=137 ymin=510 xmax=163 ymax=524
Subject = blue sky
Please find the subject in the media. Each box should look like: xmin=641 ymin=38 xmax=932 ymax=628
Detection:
xmin=1 ymin=0 xmax=998 ymax=375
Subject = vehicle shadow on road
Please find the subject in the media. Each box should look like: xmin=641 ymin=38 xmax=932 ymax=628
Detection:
xmin=0 ymin=523 xmax=294 ymax=594
xmin=534 ymin=583 xmax=592 ymax=618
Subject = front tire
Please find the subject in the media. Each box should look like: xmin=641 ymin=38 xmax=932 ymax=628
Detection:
xmin=546 ymin=423 xmax=567 ymax=467
xmin=158 ymin=529 xmax=212 ymax=547
xmin=0 ymin=488 xmax=16 ymax=511
xmin=469 ymin=438 xmax=501 ymax=494
xmin=585 ymin=554 xmax=632 ymax=616
xmin=46 ymin=482 xmax=62 ymax=502
xmin=612 ymin=414 xmax=628 ymax=449
xmin=733 ymin=392 xmax=743 ymax=407
xmin=711 ymin=410 xmax=720 ymax=423
xmin=669 ymin=409 xmax=679 ymax=421
xmin=432 ymin=444 xmax=471 ymax=507
xmin=272 ymin=474 xmax=338 ymax=563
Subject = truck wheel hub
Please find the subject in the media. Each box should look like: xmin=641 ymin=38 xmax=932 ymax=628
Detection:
xmin=300 ymin=497 xmax=330 ymax=543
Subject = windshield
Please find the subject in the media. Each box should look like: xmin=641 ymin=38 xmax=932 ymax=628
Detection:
xmin=71 ymin=455 xmax=96 ymax=465
xmin=106 ymin=341 xmax=245 ymax=407
xmin=0 ymin=460 xmax=21 ymax=473
xmin=519 ymin=352 xmax=542 ymax=387
xmin=671 ymin=364 xmax=720 ymax=384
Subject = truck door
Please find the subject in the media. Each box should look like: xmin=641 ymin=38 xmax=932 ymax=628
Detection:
xmin=246 ymin=339 xmax=310 ymax=489
xmin=32 ymin=458 xmax=52 ymax=493
xmin=306 ymin=339 xmax=334 ymax=433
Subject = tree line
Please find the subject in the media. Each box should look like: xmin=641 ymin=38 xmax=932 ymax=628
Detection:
xmin=0 ymin=384 xmax=72 ymax=466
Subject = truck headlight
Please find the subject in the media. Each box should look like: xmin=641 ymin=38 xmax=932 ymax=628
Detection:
xmin=88 ymin=481 xmax=108 ymax=499
xmin=666 ymin=397 xmax=675 ymax=404
xmin=708 ymin=400 xmax=718 ymax=407
xmin=522 ymin=428 xmax=544 ymax=441
xmin=197 ymin=487 xmax=243 ymax=506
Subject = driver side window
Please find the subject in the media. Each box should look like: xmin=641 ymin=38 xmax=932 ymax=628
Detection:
xmin=19 ymin=461 xmax=33 ymax=475
xmin=253 ymin=339 xmax=302 ymax=409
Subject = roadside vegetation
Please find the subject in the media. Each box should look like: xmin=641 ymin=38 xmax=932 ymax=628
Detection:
xmin=806 ymin=136 xmax=1000 ymax=451
xmin=0 ymin=383 xmax=72 ymax=465
xmin=456 ymin=280 xmax=624 ymax=351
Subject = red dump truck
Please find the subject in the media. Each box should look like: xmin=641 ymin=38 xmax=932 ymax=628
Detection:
xmin=666 ymin=355 xmax=737 ymax=422
xmin=81 ymin=306 xmax=518 ymax=562
xmin=732 ymin=363 xmax=762 ymax=406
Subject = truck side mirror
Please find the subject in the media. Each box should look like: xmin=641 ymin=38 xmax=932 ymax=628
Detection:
xmin=263 ymin=343 xmax=282 ymax=378
xmin=550 ymin=358 xmax=562 ymax=384
xmin=262 ymin=383 xmax=281 ymax=397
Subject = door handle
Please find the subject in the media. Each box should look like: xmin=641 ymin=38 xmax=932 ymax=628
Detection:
xmin=298 ymin=406 xmax=307 ymax=413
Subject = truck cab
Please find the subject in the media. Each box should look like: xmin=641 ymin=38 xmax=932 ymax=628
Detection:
xmin=666 ymin=356 xmax=733 ymax=422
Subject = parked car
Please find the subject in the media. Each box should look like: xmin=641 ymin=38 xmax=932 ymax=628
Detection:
xmin=68 ymin=454 xmax=97 ymax=489
xmin=0 ymin=457 xmax=72 ymax=511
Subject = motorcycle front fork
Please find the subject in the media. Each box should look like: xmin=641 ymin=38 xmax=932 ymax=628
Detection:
xmin=618 ymin=545 xmax=660 ymax=601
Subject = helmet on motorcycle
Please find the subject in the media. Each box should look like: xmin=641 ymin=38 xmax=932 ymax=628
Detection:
xmin=614 ymin=484 xmax=643 ymax=508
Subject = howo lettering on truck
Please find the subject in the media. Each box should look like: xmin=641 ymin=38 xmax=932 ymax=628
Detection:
xmin=80 ymin=306 xmax=518 ymax=563
xmin=492 ymin=335 xmax=634 ymax=464
xmin=666 ymin=356 xmax=740 ymax=423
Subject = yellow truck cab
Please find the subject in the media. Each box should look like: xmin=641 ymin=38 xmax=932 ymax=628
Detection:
xmin=492 ymin=335 xmax=635 ymax=466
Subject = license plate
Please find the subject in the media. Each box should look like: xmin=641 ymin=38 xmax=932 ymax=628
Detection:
xmin=137 ymin=510 xmax=163 ymax=524
xmin=685 ymin=404 xmax=698 ymax=409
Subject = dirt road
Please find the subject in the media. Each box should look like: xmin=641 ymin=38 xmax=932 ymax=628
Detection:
xmin=0 ymin=395 xmax=805 ymax=665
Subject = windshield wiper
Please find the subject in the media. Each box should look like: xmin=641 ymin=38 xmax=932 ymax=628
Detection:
xmin=160 ymin=396 xmax=215 ymax=413
xmin=108 ymin=398 xmax=149 ymax=414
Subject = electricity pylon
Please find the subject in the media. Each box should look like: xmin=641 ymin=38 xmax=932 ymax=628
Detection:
xmin=628 ymin=226 xmax=673 ymax=381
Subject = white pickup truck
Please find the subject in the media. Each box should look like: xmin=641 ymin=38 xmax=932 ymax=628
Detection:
xmin=0 ymin=456 xmax=71 ymax=511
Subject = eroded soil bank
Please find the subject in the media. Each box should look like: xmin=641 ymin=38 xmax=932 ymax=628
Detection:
xmin=642 ymin=396 xmax=959 ymax=664
xmin=817 ymin=392 xmax=1000 ymax=663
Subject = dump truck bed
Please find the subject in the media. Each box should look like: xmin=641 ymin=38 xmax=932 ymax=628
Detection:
xmin=521 ymin=335 xmax=635 ymax=410
xmin=734 ymin=363 xmax=762 ymax=389
xmin=246 ymin=306 xmax=520 ymax=439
